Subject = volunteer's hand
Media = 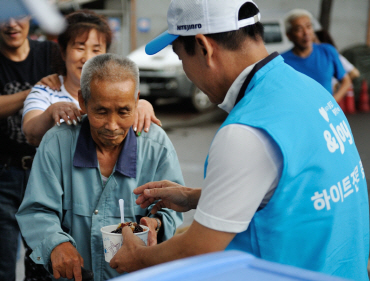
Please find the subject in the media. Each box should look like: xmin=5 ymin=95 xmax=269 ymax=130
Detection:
xmin=37 ymin=74 xmax=61 ymax=91
xmin=46 ymin=102 xmax=82 ymax=126
xmin=140 ymin=217 xmax=158 ymax=246
xmin=134 ymin=180 xmax=199 ymax=214
xmin=110 ymin=226 xmax=145 ymax=273
xmin=50 ymin=242 xmax=84 ymax=281
xmin=134 ymin=99 xmax=161 ymax=136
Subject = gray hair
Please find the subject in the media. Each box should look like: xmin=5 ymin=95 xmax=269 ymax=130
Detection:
xmin=80 ymin=53 xmax=140 ymax=102
xmin=284 ymin=9 xmax=313 ymax=34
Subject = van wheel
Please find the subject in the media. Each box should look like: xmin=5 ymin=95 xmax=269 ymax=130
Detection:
xmin=191 ymin=87 xmax=216 ymax=112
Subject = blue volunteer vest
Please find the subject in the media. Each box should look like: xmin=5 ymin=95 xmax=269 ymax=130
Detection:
xmin=204 ymin=54 xmax=369 ymax=280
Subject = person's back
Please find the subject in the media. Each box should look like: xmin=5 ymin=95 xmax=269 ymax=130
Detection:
xmin=222 ymin=55 xmax=369 ymax=280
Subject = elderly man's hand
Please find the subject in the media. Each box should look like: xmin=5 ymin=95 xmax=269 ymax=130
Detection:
xmin=140 ymin=217 xmax=158 ymax=246
xmin=134 ymin=180 xmax=200 ymax=214
xmin=134 ymin=99 xmax=161 ymax=136
xmin=50 ymin=242 xmax=84 ymax=281
xmin=109 ymin=226 xmax=146 ymax=273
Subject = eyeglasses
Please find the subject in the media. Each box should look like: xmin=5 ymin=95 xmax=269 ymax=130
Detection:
xmin=5 ymin=15 xmax=30 ymax=24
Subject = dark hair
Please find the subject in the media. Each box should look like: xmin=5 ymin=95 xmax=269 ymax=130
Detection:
xmin=315 ymin=30 xmax=337 ymax=49
xmin=177 ymin=2 xmax=264 ymax=55
xmin=57 ymin=10 xmax=112 ymax=75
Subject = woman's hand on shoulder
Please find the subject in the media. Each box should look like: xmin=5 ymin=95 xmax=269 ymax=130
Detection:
xmin=133 ymin=99 xmax=162 ymax=136
xmin=36 ymin=74 xmax=61 ymax=91
xmin=47 ymin=102 xmax=82 ymax=126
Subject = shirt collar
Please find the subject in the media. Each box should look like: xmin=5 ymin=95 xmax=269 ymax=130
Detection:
xmin=218 ymin=62 xmax=258 ymax=113
xmin=218 ymin=52 xmax=280 ymax=113
xmin=73 ymin=117 xmax=137 ymax=178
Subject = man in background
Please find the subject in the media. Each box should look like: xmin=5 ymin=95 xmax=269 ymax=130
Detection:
xmin=0 ymin=16 xmax=59 ymax=281
xmin=281 ymin=9 xmax=351 ymax=102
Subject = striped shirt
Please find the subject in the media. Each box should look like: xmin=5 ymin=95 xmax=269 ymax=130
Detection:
xmin=23 ymin=76 xmax=80 ymax=119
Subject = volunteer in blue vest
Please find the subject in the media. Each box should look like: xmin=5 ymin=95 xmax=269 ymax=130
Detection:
xmin=109 ymin=1 xmax=369 ymax=280
xmin=281 ymin=9 xmax=351 ymax=103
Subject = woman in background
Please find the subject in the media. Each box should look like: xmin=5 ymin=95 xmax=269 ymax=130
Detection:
xmin=22 ymin=10 xmax=160 ymax=146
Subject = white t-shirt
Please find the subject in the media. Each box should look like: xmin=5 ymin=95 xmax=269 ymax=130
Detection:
xmin=23 ymin=75 xmax=80 ymax=119
xmin=193 ymin=65 xmax=283 ymax=233
xmin=331 ymin=54 xmax=355 ymax=87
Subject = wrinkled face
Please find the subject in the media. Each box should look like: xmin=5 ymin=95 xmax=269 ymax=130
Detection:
xmin=64 ymin=29 xmax=106 ymax=85
xmin=83 ymin=79 xmax=138 ymax=148
xmin=0 ymin=17 xmax=30 ymax=49
xmin=287 ymin=16 xmax=314 ymax=50
xmin=172 ymin=39 xmax=223 ymax=104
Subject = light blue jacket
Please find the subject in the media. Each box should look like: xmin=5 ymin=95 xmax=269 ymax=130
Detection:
xmin=16 ymin=117 xmax=184 ymax=281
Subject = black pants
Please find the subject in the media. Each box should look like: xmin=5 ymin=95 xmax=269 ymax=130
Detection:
xmin=0 ymin=164 xmax=51 ymax=281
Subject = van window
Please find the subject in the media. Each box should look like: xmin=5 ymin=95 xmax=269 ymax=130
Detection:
xmin=263 ymin=23 xmax=283 ymax=44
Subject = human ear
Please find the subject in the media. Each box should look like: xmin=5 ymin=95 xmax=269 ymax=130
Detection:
xmin=78 ymin=90 xmax=87 ymax=114
xmin=195 ymin=34 xmax=214 ymax=65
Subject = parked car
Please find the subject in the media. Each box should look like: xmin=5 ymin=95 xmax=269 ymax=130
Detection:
xmin=127 ymin=17 xmax=292 ymax=112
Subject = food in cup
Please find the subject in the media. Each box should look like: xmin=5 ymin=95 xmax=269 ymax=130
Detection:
xmin=111 ymin=222 xmax=144 ymax=234
xmin=101 ymin=224 xmax=149 ymax=262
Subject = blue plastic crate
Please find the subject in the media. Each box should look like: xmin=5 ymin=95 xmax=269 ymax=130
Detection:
xmin=110 ymin=250 xmax=352 ymax=281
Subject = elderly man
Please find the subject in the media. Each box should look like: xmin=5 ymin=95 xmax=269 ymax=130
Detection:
xmin=16 ymin=53 xmax=183 ymax=281
xmin=281 ymin=9 xmax=351 ymax=102
xmin=109 ymin=1 xmax=369 ymax=280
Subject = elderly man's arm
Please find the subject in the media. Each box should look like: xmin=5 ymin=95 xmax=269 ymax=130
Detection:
xmin=15 ymin=134 xmax=82 ymax=280
xmin=144 ymin=138 xmax=185 ymax=243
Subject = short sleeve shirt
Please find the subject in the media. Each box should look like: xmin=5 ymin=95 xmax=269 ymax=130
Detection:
xmin=23 ymin=76 xmax=80 ymax=119
xmin=281 ymin=43 xmax=346 ymax=94
xmin=0 ymin=39 xmax=59 ymax=155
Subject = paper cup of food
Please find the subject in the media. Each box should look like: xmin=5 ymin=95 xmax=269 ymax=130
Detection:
xmin=101 ymin=222 xmax=149 ymax=262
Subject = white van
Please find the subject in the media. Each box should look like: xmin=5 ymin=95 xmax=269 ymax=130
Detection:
xmin=128 ymin=18 xmax=292 ymax=112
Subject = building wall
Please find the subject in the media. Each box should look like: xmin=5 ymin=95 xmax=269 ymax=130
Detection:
xmin=116 ymin=0 xmax=368 ymax=55
xmin=135 ymin=0 xmax=171 ymax=51
xmin=257 ymin=0 xmax=368 ymax=51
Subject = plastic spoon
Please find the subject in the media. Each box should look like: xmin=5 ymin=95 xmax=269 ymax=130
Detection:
xmin=119 ymin=199 xmax=124 ymax=224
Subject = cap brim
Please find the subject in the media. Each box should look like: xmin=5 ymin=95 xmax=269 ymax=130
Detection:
xmin=145 ymin=31 xmax=179 ymax=55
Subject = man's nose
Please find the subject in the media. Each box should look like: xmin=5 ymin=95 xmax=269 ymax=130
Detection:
xmin=105 ymin=114 xmax=119 ymax=131
xmin=6 ymin=18 xmax=17 ymax=27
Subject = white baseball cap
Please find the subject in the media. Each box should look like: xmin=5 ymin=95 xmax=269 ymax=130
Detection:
xmin=145 ymin=0 xmax=260 ymax=55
